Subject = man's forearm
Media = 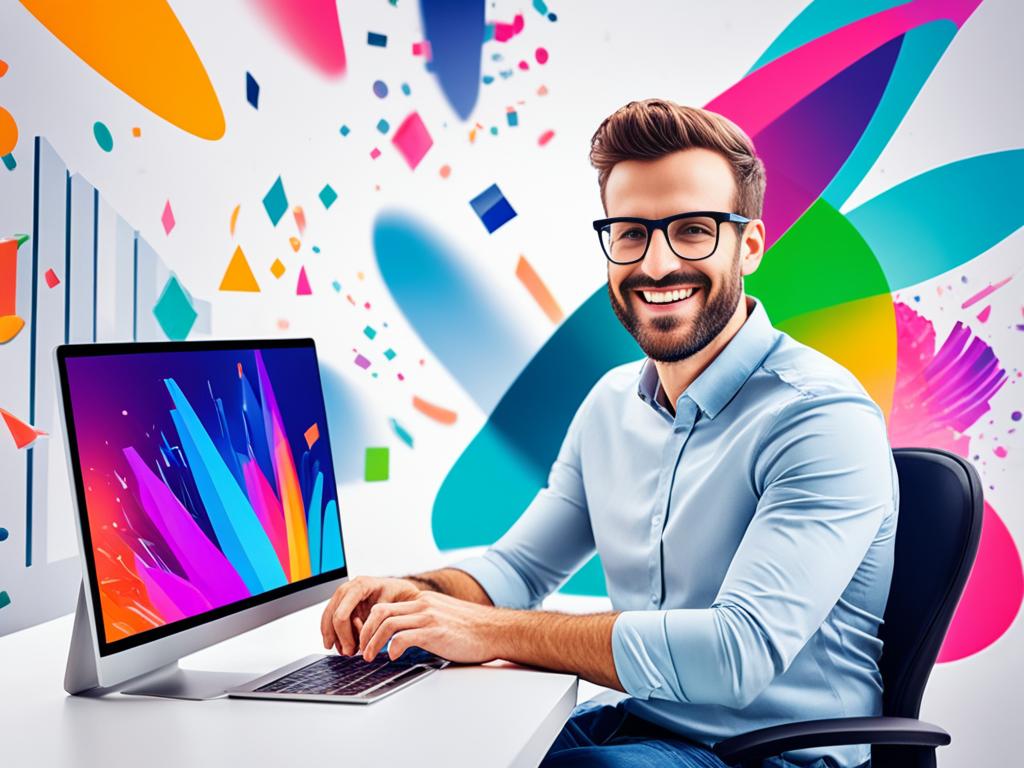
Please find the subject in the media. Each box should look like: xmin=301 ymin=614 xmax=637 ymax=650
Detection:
xmin=487 ymin=609 xmax=625 ymax=691
xmin=404 ymin=568 xmax=494 ymax=606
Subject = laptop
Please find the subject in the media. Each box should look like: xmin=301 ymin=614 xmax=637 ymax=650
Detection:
xmin=57 ymin=338 xmax=447 ymax=703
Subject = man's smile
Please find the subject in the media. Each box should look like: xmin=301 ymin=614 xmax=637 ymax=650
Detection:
xmin=634 ymin=286 xmax=702 ymax=311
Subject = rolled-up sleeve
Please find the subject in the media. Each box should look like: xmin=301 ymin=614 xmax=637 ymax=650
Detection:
xmin=612 ymin=392 xmax=895 ymax=708
xmin=452 ymin=391 xmax=598 ymax=609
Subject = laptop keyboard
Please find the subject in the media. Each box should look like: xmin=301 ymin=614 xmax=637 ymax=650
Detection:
xmin=255 ymin=649 xmax=446 ymax=697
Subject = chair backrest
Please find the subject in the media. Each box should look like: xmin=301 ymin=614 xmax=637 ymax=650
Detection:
xmin=878 ymin=448 xmax=983 ymax=719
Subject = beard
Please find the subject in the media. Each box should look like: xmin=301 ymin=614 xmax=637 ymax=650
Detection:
xmin=608 ymin=243 xmax=743 ymax=363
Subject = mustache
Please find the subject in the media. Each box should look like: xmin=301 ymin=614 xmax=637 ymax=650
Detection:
xmin=618 ymin=271 xmax=712 ymax=293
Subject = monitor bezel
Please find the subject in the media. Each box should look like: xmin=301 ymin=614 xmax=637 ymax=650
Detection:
xmin=56 ymin=337 xmax=349 ymax=663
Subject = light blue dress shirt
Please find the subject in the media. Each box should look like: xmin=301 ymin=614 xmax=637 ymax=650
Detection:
xmin=455 ymin=295 xmax=897 ymax=768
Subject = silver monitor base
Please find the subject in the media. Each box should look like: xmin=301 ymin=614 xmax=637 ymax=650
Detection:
xmin=120 ymin=663 xmax=257 ymax=700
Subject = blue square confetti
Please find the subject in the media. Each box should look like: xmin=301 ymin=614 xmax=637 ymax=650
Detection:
xmin=367 ymin=31 xmax=388 ymax=47
xmin=263 ymin=176 xmax=288 ymax=226
xmin=319 ymin=183 xmax=338 ymax=209
xmin=470 ymin=183 xmax=517 ymax=233
xmin=376 ymin=118 xmax=390 ymax=134
xmin=246 ymin=71 xmax=260 ymax=109
xmin=339 ymin=124 xmax=351 ymax=137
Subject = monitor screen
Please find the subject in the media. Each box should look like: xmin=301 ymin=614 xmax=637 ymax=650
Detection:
xmin=58 ymin=340 xmax=347 ymax=656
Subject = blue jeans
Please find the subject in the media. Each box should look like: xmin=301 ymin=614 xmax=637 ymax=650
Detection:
xmin=541 ymin=701 xmax=864 ymax=768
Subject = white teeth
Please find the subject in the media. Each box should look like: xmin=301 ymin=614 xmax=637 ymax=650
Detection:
xmin=641 ymin=288 xmax=696 ymax=304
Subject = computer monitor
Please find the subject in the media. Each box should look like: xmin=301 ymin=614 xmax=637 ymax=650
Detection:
xmin=56 ymin=338 xmax=348 ymax=699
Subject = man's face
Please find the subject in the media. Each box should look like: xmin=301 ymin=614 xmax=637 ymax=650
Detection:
xmin=604 ymin=149 xmax=756 ymax=363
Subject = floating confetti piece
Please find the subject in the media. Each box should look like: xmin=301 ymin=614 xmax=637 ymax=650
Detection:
xmin=44 ymin=268 xmax=60 ymax=288
xmin=401 ymin=82 xmax=411 ymax=96
xmin=246 ymin=71 xmax=260 ymax=108
xmin=977 ymin=305 xmax=992 ymax=323
xmin=364 ymin=325 xmax=377 ymax=339
xmin=93 ymin=121 xmax=113 ymax=152
xmin=131 ymin=126 xmax=141 ymax=137
xmin=319 ymin=183 xmax=338 ymax=209
xmin=389 ymin=418 xmax=414 ymax=448
xmin=439 ymin=164 xmax=451 ymax=178
xmin=391 ymin=111 xmax=433 ymax=170
xmin=470 ymin=183 xmax=517 ymax=233
xmin=277 ymin=318 xmax=290 ymax=330
xmin=364 ymin=447 xmax=389 ymax=481
xmin=962 ymin=275 xmax=1012 ymax=309
xmin=339 ymin=124 xmax=350 ymax=136
xmin=304 ymin=422 xmax=320 ymax=449
xmin=332 ymin=280 xmax=341 ymax=292
xmin=1 ymin=154 xmax=15 ymax=171
xmin=492 ymin=14 xmax=525 ymax=42
xmin=373 ymin=79 xmax=388 ymax=98
xmin=312 ymin=245 xmax=321 ymax=254
xmin=535 ymin=47 xmax=549 ymax=64
xmin=0 ymin=591 xmax=9 ymax=610
xmin=367 ymin=31 xmax=387 ymax=47
xmin=537 ymin=84 xmax=548 ymax=96
xmin=230 ymin=203 xmax=240 ymax=235
xmin=412 ymin=40 xmax=431 ymax=58
xmin=152 ymin=274 xmax=197 ymax=340
xmin=518 ymin=60 xmax=529 ymax=71
xmin=270 ymin=258 xmax=286 ymax=278
xmin=354 ymin=353 xmax=371 ymax=369
xmin=506 ymin=108 xmax=518 ymax=127
xmin=220 ymin=246 xmax=261 ymax=292
xmin=293 ymin=205 xmax=306 ymax=234
xmin=151 ymin=274 xmax=195 ymax=339
xmin=538 ymin=129 xmax=555 ymax=146
xmin=994 ymin=445 xmax=1008 ymax=458
xmin=0 ymin=406 xmax=47 ymax=449
xmin=370 ymin=147 xmax=381 ymax=159
xmin=161 ymin=199 xmax=175 ymax=235
xmin=263 ymin=175 xmax=289 ymax=226
xmin=412 ymin=395 xmax=457 ymax=425
xmin=532 ymin=0 xmax=548 ymax=15
xmin=0 ymin=527 xmax=7 ymax=541
xmin=383 ymin=348 xmax=396 ymax=360
xmin=289 ymin=236 xmax=301 ymax=252
xmin=377 ymin=118 xmax=390 ymax=134
xmin=296 ymin=265 xmax=312 ymax=295
xmin=0 ymin=315 xmax=24 ymax=344
xmin=516 ymin=254 xmax=564 ymax=323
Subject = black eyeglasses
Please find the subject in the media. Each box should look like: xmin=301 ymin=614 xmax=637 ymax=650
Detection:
xmin=592 ymin=211 xmax=751 ymax=264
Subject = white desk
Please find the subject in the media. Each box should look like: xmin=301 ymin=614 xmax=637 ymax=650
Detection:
xmin=0 ymin=604 xmax=578 ymax=767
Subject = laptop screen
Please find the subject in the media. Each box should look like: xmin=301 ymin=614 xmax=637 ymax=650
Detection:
xmin=58 ymin=339 xmax=347 ymax=655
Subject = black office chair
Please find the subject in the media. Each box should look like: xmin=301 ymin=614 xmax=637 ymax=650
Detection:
xmin=714 ymin=448 xmax=984 ymax=768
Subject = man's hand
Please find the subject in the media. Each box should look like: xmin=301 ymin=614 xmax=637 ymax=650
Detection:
xmin=320 ymin=576 xmax=422 ymax=655
xmin=358 ymin=591 xmax=501 ymax=663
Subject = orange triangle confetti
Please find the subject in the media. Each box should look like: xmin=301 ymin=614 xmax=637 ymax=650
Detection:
xmin=219 ymin=245 xmax=260 ymax=292
xmin=1 ymin=407 xmax=47 ymax=449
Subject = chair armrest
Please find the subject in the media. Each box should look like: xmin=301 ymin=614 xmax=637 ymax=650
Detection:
xmin=713 ymin=716 xmax=950 ymax=765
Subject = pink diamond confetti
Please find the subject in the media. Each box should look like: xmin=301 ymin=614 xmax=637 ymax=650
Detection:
xmin=161 ymin=200 xmax=175 ymax=235
xmin=391 ymin=112 xmax=433 ymax=170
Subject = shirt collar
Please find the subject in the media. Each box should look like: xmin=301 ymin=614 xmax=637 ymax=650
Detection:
xmin=636 ymin=296 xmax=779 ymax=421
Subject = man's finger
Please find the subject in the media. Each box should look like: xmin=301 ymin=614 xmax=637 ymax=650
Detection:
xmin=331 ymin=581 xmax=372 ymax=654
xmin=386 ymin=628 xmax=433 ymax=661
xmin=362 ymin=614 xmax=427 ymax=661
xmin=358 ymin=600 xmax=422 ymax=652
xmin=321 ymin=578 xmax=360 ymax=644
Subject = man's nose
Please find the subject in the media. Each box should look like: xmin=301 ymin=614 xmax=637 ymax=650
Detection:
xmin=641 ymin=228 xmax=679 ymax=282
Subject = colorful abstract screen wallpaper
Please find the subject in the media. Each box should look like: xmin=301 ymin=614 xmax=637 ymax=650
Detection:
xmin=0 ymin=0 xmax=1022 ymax=763
xmin=63 ymin=345 xmax=344 ymax=644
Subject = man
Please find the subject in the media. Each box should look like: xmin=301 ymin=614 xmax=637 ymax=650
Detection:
xmin=320 ymin=99 xmax=897 ymax=768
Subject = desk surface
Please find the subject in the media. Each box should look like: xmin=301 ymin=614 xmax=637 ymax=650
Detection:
xmin=0 ymin=603 xmax=578 ymax=768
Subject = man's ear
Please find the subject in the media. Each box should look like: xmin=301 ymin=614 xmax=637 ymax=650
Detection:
xmin=740 ymin=219 xmax=766 ymax=277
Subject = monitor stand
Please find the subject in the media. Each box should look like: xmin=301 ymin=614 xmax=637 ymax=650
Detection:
xmin=120 ymin=663 xmax=256 ymax=701
xmin=64 ymin=584 xmax=257 ymax=700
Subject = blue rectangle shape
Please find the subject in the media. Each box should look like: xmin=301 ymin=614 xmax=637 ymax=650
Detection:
xmin=246 ymin=72 xmax=260 ymax=109
xmin=367 ymin=32 xmax=388 ymax=47
xmin=470 ymin=183 xmax=517 ymax=233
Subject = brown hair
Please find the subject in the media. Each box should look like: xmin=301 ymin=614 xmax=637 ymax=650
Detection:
xmin=589 ymin=99 xmax=765 ymax=218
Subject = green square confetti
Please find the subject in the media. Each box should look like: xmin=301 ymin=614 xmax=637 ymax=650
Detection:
xmin=319 ymin=184 xmax=338 ymax=209
xmin=365 ymin=447 xmax=390 ymax=482
xmin=363 ymin=325 xmax=377 ymax=340
xmin=383 ymin=348 xmax=396 ymax=360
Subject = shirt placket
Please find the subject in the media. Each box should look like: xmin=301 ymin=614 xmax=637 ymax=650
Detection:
xmin=647 ymin=395 xmax=700 ymax=607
